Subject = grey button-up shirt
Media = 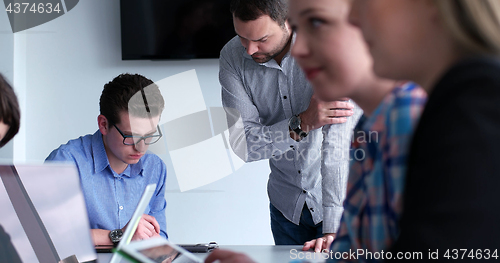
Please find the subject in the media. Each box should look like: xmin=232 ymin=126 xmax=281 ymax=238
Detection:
xmin=220 ymin=36 xmax=362 ymax=233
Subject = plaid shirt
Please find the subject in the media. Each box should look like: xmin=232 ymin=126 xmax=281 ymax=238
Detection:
xmin=329 ymin=82 xmax=427 ymax=262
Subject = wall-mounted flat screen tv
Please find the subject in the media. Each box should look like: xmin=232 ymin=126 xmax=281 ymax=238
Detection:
xmin=120 ymin=0 xmax=235 ymax=60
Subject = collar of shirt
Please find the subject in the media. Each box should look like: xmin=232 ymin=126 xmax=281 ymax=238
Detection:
xmin=241 ymin=43 xmax=293 ymax=71
xmin=91 ymin=130 xmax=144 ymax=178
xmin=360 ymin=83 xmax=411 ymax=133
xmin=358 ymin=102 xmax=385 ymax=136
xmin=352 ymin=87 xmax=399 ymax=151
xmin=242 ymin=51 xmax=292 ymax=70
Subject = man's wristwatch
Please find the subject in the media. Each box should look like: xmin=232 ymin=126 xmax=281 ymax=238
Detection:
xmin=109 ymin=229 xmax=123 ymax=246
xmin=288 ymin=115 xmax=308 ymax=140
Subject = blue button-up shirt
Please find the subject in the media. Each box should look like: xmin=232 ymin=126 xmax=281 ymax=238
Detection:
xmin=45 ymin=130 xmax=168 ymax=238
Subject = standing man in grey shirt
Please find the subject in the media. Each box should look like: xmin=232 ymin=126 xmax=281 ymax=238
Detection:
xmin=220 ymin=0 xmax=362 ymax=245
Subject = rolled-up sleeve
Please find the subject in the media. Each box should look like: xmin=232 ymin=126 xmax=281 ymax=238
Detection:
xmin=321 ymin=103 xmax=362 ymax=233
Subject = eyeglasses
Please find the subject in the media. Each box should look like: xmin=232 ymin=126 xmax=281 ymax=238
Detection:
xmin=113 ymin=124 xmax=162 ymax=146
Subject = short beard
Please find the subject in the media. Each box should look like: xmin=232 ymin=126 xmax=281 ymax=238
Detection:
xmin=251 ymin=30 xmax=291 ymax=64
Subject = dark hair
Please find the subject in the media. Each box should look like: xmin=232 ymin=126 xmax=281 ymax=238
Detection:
xmin=99 ymin=74 xmax=165 ymax=126
xmin=0 ymin=74 xmax=20 ymax=148
xmin=230 ymin=0 xmax=288 ymax=27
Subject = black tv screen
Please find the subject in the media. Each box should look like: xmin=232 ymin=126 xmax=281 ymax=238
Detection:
xmin=120 ymin=0 xmax=235 ymax=60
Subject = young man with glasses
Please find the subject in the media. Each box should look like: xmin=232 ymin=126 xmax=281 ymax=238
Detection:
xmin=46 ymin=74 xmax=167 ymax=246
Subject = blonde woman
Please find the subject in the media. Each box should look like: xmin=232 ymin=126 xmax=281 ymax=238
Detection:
xmin=351 ymin=0 xmax=500 ymax=259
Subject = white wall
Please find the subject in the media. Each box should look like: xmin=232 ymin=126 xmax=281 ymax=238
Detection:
xmin=2 ymin=0 xmax=274 ymax=245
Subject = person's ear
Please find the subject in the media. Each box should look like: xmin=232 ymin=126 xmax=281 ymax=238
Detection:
xmin=284 ymin=19 xmax=292 ymax=34
xmin=98 ymin=115 xmax=110 ymax=135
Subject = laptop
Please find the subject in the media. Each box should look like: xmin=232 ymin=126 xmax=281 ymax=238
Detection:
xmin=108 ymin=184 xmax=157 ymax=263
xmin=0 ymin=164 xmax=97 ymax=263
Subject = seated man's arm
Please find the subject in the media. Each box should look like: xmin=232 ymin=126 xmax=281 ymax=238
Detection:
xmin=91 ymin=229 xmax=113 ymax=246
xmin=91 ymin=214 xmax=161 ymax=246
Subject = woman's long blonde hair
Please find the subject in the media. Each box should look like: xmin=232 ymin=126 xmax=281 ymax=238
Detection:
xmin=436 ymin=0 xmax=500 ymax=55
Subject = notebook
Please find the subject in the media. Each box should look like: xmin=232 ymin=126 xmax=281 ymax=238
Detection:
xmin=0 ymin=164 xmax=97 ymax=263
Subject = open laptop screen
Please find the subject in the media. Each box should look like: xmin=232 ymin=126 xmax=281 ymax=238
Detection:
xmin=0 ymin=164 xmax=97 ymax=263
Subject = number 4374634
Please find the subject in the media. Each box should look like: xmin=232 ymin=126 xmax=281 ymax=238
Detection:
xmin=444 ymin=249 xmax=498 ymax=260
xmin=5 ymin=3 xmax=61 ymax=14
